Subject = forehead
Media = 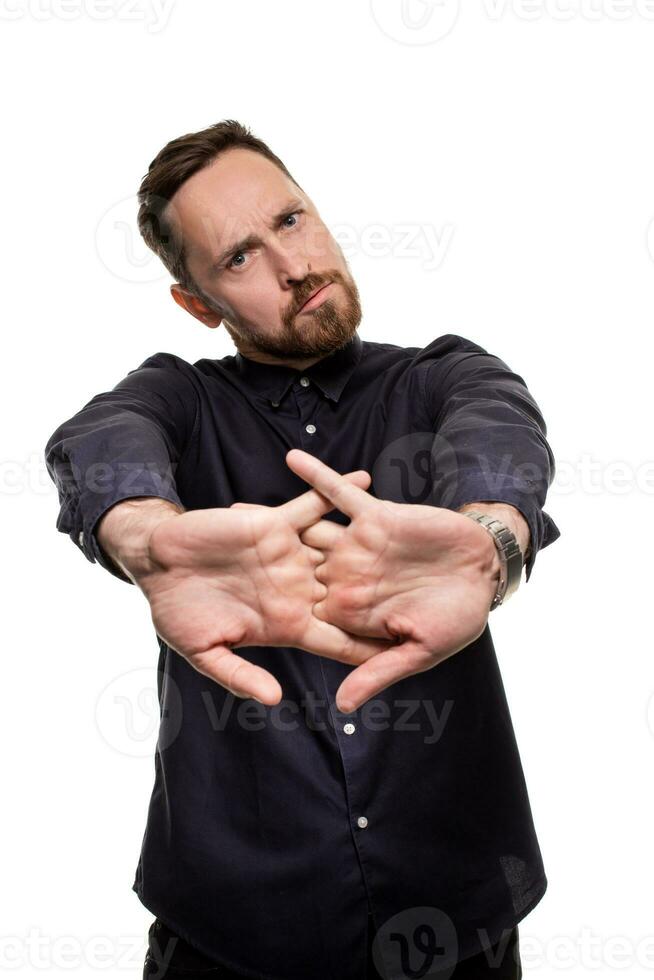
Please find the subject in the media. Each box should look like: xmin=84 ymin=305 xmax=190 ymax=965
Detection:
xmin=169 ymin=148 xmax=301 ymax=263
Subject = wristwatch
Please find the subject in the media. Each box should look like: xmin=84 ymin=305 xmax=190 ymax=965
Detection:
xmin=462 ymin=511 xmax=524 ymax=611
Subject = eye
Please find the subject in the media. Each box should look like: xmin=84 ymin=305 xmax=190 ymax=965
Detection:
xmin=281 ymin=210 xmax=303 ymax=228
xmin=227 ymin=251 xmax=247 ymax=270
xmin=224 ymin=210 xmax=304 ymax=271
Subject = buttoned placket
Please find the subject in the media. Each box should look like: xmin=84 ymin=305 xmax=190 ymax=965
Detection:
xmin=290 ymin=375 xmax=324 ymax=448
xmin=320 ymin=680 xmax=375 ymax=934
xmin=270 ymin=372 xmax=375 ymax=935
xmin=332 ymin=700 xmax=370 ymax=832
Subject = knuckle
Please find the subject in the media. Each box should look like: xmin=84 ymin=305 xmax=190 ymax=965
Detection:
xmin=336 ymin=585 xmax=367 ymax=614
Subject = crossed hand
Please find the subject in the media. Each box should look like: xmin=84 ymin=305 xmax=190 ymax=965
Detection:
xmin=140 ymin=449 xmax=500 ymax=713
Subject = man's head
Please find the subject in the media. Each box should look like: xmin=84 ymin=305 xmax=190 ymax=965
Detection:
xmin=137 ymin=119 xmax=362 ymax=365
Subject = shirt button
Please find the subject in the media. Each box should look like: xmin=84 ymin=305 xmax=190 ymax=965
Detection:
xmin=305 ymin=424 xmax=316 ymax=435
xmin=299 ymin=376 xmax=310 ymax=387
xmin=343 ymin=723 xmax=356 ymax=735
xmin=271 ymin=400 xmax=280 ymax=408
xmin=357 ymin=816 xmax=368 ymax=829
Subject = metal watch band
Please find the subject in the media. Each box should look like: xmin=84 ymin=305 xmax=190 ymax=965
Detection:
xmin=462 ymin=511 xmax=524 ymax=611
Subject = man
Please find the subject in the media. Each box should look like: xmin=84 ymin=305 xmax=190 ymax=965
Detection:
xmin=44 ymin=119 xmax=560 ymax=980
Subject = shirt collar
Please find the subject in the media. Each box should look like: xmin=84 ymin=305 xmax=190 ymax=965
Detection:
xmin=234 ymin=332 xmax=363 ymax=406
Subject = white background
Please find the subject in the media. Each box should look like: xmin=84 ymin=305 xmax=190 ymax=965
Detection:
xmin=2 ymin=0 xmax=652 ymax=976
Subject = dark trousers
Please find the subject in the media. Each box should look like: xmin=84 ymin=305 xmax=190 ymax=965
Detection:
xmin=143 ymin=914 xmax=522 ymax=979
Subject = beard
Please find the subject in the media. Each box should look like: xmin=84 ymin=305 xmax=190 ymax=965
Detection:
xmin=211 ymin=267 xmax=363 ymax=360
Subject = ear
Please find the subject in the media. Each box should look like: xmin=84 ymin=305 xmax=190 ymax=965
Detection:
xmin=170 ymin=283 xmax=223 ymax=329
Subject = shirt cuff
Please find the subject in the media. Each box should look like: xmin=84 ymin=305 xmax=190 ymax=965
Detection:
xmin=444 ymin=476 xmax=560 ymax=583
xmin=75 ymin=486 xmax=184 ymax=584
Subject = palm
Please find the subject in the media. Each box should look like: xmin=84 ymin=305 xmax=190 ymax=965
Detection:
xmin=310 ymin=502 xmax=495 ymax=651
xmin=138 ymin=474 xmax=390 ymax=705
xmin=288 ymin=450 xmax=499 ymax=711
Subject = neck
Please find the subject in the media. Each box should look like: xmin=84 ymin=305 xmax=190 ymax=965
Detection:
xmin=238 ymin=348 xmax=327 ymax=370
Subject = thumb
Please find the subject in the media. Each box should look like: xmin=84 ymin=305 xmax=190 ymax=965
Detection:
xmin=334 ymin=639 xmax=432 ymax=713
xmin=186 ymin=644 xmax=283 ymax=705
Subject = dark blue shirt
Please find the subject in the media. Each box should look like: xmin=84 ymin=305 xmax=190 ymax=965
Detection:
xmin=44 ymin=332 xmax=560 ymax=980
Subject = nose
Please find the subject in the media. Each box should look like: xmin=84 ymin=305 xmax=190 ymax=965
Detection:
xmin=268 ymin=233 xmax=313 ymax=286
xmin=280 ymin=255 xmax=312 ymax=287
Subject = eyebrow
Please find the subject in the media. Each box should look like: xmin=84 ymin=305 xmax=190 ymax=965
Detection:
xmin=211 ymin=197 xmax=305 ymax=271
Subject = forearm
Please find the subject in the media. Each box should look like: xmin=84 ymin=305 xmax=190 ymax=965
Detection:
xmin=426 ymin=341 xmax=559 ymax=582
xmin=96 ymin=497 xmax=185 ymax=584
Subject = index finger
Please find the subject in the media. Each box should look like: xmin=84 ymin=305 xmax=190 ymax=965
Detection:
xmin=280 ymin=468 xmax=371 ymax=531
xmin=285 ymin=449 xmax=373 ymax=521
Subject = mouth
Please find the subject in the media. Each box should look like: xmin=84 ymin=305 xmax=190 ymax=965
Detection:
xmin=297 ymin=281 xmax=333 ymax=314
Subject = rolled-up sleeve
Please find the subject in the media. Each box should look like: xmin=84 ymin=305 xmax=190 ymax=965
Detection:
xmin=44 ymin=352 xmax=199 ymax=583
xmin=420 ymin=334 xmax=560 ymax=583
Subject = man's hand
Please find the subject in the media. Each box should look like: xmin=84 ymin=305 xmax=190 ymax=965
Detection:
xmin=286 ymin=448 xmax=506 ymax=713
xmin=132 ymin=470 xmax=391 ymax=706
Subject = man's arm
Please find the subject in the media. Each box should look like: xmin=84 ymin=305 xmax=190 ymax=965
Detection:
xmin=95 ymin=496 xmax=186 ymax=583
xmin=44 ymin=352 xmax=199 ymax=583
xmin=421 ymin=334 xmax=560 ymax=583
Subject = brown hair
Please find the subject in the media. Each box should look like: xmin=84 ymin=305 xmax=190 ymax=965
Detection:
xmin=137 ymin=119 xmax=302 ymax=293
